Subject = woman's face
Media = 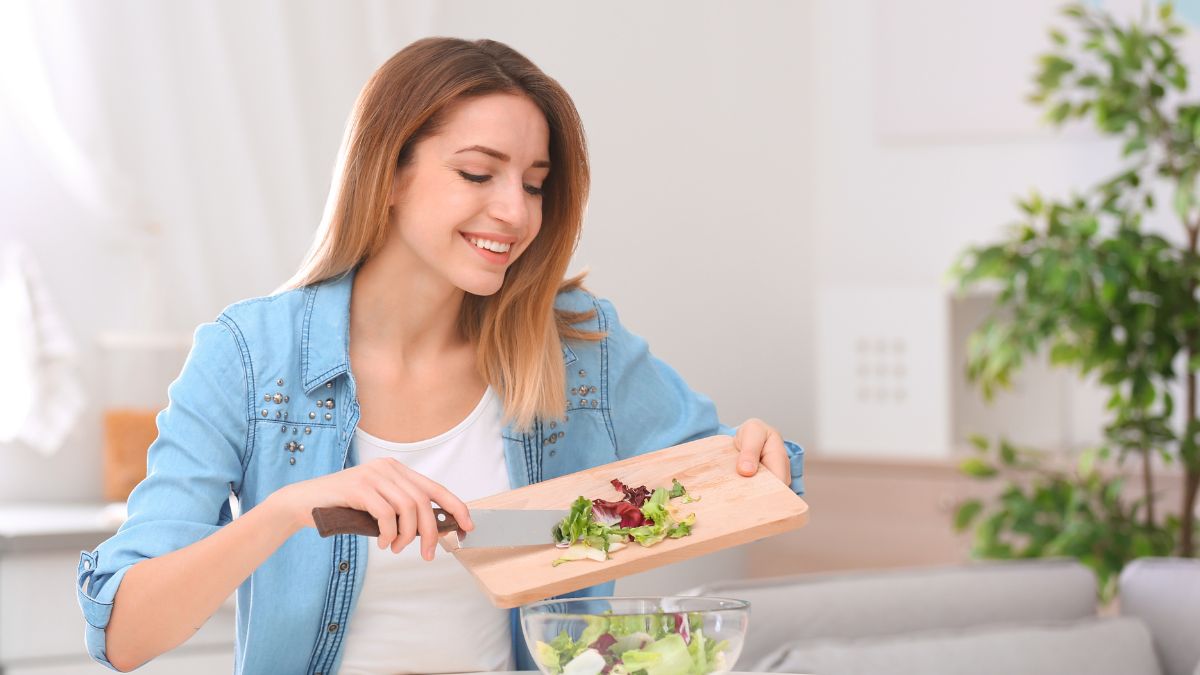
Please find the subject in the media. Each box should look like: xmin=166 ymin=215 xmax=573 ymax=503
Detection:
xmin=387 ymin=93 xmax=551 ymax=297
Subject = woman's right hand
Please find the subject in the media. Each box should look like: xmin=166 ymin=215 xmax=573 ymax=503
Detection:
xmin=271 ymin=458 xmax=473 ymax=561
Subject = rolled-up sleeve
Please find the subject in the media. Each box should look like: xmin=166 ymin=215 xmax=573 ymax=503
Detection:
xmin=598 ymin=297 xmax=804 ymax=497
xmin=76 ymin=319 xmax=249 ymax=670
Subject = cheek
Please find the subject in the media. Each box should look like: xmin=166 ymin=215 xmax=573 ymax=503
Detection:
xmin=529 ymin=207 xmax=544 ymax=239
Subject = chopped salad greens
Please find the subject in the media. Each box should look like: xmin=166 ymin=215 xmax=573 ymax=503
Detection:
xmin=550 ymin=479 xmax=698 ymax=567
xmin=533 ymin=610 xmax=729 ymax=675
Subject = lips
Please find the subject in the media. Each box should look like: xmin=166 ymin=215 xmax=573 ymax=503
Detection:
xmin=461 ymin=232 xmax=512 ymax=264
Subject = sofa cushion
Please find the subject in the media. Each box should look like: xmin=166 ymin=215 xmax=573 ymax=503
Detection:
xmin=685 ymin=559 xmax=1097 ymax=667
xmin=1119 ymin=557 xmax=1200 ymax=675
xmin=751 ymin=617 xmax=1161 ymax=675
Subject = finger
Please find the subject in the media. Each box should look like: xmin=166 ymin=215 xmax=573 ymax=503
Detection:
xmin=370 ymin=460 xmax=420 ymax=552
xmin=359 ymin=491 xmax=398 ymax=550
xmin=735 ymin=419 xmax=767 ymax=476
xmin=402 ymin=469 xmax=474 ymax=532
xmin=388 ymin=483 xmax=419 ymax=555
xmin=760 ymin=428 xmax=791 ymax=485
xmin=399 ymin=481 xmax=440 ymax=561
xmin=369 ymin=471 xmax=418 ymax=554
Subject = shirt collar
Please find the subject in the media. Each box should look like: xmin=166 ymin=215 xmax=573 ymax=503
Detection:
xmin=300 ymin=266 xmax=356 ymax=394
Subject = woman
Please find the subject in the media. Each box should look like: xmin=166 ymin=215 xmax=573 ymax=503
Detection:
xmin=75 ymin=37 xmax=804 ymax=674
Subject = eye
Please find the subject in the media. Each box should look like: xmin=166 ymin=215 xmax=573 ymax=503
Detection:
xmin=458 ymin=170 xmax=490 ymax=184
xmin=459 ymin=170 xmax=543 ymax=197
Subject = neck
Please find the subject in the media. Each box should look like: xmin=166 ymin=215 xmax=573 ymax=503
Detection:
xmin=349 ymin=244 xmax=469 ymax=367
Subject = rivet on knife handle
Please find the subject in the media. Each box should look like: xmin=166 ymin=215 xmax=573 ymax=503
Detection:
xmin=311 ymin=506 xmax=460 ymax=538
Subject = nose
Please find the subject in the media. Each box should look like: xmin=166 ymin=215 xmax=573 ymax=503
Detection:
xmin=486 ymin=177 xmax=533 ymax=230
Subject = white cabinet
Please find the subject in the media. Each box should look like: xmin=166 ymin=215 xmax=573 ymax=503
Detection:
xmin=0 ymin=504 xmax=235 ymax=673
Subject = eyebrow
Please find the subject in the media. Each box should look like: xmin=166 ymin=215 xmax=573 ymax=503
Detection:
xmin=455 ymin=145 xmax=551 ymax=169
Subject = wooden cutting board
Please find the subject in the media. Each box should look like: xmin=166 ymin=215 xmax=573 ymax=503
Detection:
xmin=440 ymin=435 xmax=809 ymax=608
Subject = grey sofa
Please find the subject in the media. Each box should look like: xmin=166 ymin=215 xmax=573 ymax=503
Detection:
xmin=684 ymin=557 xmax=1200 ymax=675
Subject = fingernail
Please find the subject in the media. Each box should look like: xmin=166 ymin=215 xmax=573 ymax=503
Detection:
xmin=740 ymin=461 xmax=754 ymax=472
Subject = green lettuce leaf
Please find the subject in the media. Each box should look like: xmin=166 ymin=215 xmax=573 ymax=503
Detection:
xmin=640 ymin=487 xmax=671 ymax=526
xmin=621 ymin=634 xmax=691 ymax=675
xmin=553 ymin=496 xmax=594 ymax=545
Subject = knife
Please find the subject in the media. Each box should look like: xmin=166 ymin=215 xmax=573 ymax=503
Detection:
xmin=311 ymin=506 xmax=569 ymax=549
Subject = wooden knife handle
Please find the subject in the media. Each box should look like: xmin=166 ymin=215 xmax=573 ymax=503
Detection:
xmin=311 ymin=506 xmax=461 ymax=538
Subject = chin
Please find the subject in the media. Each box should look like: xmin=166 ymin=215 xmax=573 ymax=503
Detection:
xmin=457 ymin=275 xmax=506 ymax=298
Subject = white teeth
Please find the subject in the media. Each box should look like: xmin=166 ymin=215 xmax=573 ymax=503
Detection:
xmin=466 ymin=236 xmax=511 ymax=253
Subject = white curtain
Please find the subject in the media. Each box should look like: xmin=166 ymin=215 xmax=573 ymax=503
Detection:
xmin=0 ymin=0 xmax=432 ymax=497
xmin=2 ymin=0 xmax=433 ymax=329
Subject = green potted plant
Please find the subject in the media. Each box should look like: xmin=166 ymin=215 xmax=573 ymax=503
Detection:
xmin=949 ymin=1 xmax=1200 ymax=600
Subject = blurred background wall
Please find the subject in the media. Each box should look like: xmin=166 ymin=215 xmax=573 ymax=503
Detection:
xmin=0 ymin=0 xmax=819 ymax=504
xmin=2 ymin=0 xmax=1196 ymax=579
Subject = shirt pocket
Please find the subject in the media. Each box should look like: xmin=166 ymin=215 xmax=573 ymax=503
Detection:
xmin=541 ymin=408 xmax=617 ymax=478
xmin=249 ymin=415 xmax=343 ymax=494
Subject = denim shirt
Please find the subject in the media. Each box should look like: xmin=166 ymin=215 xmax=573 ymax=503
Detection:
xmin=75 ymin=268 xmax=805 ymax=674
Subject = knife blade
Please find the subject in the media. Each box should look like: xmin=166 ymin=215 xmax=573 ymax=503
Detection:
xmin=310 ymin=506 xmax=569 ymax=549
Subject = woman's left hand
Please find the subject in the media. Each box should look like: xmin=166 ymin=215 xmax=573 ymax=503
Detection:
xmin=733 ymin=418 xmax=790 ymax=485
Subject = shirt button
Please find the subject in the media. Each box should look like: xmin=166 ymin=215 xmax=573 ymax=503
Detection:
xmin=328 ymin=622 xmax=339 ymax=633
xmin=338 ymin=561 xmax=349 ymax=572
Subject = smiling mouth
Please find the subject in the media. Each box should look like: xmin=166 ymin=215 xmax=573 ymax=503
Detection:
xmin=462 ymin=233 xmax=513 ymax=253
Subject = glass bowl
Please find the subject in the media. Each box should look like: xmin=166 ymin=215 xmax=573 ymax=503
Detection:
xmin=520 ymin=596 xmax=750 ymax=675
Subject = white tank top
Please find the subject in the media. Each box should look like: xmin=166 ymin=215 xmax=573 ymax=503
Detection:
xmin=338 ymin=386 xmax=513 ymax=675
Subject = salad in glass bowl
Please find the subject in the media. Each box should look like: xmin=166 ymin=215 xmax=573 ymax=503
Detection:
xmin=520 ymin=596 xmax=749 ymax=675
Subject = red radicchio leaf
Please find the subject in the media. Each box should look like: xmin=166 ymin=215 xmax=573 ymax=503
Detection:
xmin=674 ymin=612 xmax=691 ymax=643
xmin=593 ymin=477 xmax=656 ymax=528
xmin=610 ymin=478 xmax=652 ymax=508
xmin=590 ymin=632 xmax=617 ymax=655
xmin=592 ymin=498 xmax=645 ymax=527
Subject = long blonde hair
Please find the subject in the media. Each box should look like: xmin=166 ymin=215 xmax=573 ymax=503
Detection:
xmin=277 ymin=37 xmax=604 ymax=432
